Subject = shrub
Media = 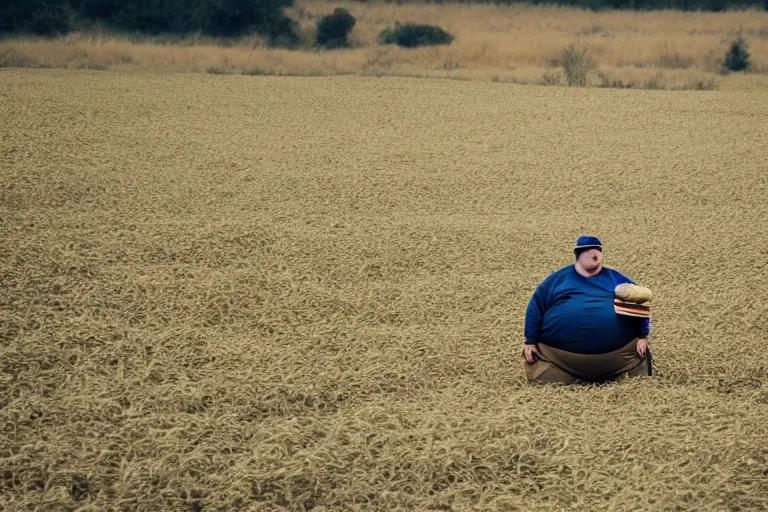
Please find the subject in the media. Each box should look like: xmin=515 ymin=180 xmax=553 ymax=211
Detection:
xmin=597 ymin=71 xmax=632 ymax=89
xmin=541 ymin=70 xmax=562 ymax=86
xmin=316 ymin=8 xmax=356 ymax=49
xmin=722 ymin=37 xmax=751 ymax=72
xmin=378 ymin=27 xmax=396 ymax=45
xmin=557 ymin=44 xmax=597 ymax=87
xmin=381 ymin=23 xmax=453 ymax=48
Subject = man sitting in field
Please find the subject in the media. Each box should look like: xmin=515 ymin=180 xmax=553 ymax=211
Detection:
xmin=523 ymin=236 xmax=652 ymax=384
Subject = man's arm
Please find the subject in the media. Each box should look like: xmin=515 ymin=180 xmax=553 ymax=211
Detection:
xmin=523 ymin=273 xmax=558 ymax=363
xmin=638 ymin=318 xmax=651 ymax=338
xmin=636 ymin=299 xmax=650 ymax=357
xmin=637 ymin=337 xmax=649 ymax=357
xmin=524 ymin=280 xmax=550 ymax=345
xmin=523 ymin=293 xmax=543 ymax=363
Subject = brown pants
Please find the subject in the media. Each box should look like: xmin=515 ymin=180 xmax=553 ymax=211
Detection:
xmin=524 ymin=338 xmax=651 ymax=384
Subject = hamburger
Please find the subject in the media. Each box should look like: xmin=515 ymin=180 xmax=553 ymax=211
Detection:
xmin=614 ymin=283 xmax=652 ymax=318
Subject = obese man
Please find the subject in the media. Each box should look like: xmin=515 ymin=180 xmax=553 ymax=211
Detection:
xmin=523 ymin=236 xmax=651 ymax=384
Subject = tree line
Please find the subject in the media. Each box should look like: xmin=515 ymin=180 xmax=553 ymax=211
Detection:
xmin=1 ymin=0 xmax=766 ymax=42
xmin=0 ymin=0 xmax=300 ymax=44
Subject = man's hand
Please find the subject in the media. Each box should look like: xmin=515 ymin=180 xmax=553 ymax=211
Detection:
xmin=523 ymin=344 xmax=541 ymax=364
xmin=636 ymin=337 xmax=649 ymax=357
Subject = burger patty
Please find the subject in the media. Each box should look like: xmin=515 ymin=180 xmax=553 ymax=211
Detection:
xmin=614 ymin=299 xmax=651 ymax=317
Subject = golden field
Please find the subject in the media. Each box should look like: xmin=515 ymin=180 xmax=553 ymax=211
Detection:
xmin=2 ymin=68 xmax=768 ymax=510
xmin=1 ymin=2 xmax=768 ymax=89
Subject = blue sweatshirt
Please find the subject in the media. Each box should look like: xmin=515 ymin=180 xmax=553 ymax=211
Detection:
xmin=524 ymin=265 xmax=651 ymax=354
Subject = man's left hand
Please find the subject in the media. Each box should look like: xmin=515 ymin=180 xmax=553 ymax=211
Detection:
xmin=636 ymin=338 xmax=649 ymax=357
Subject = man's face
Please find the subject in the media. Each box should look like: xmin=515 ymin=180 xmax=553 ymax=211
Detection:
xmin=577 ymin=248 xmax=603 ymax=275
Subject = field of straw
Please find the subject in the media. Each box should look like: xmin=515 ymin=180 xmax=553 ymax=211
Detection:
xmin=1 ymin=2 xmax=768 ymax=89
xmin=2 ymin=67 xmax=768 ymax=511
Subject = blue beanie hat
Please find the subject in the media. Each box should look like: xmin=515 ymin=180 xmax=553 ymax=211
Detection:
xmin=573 ymin=235 xmax=602 ymax=253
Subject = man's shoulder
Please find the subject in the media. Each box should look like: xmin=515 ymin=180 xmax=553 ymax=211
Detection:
xmin=604 ymin=267 xmax=634 ymax=283
xmin=541 ymin=265 xmax=574 ymax=284
xmin=532 ymin=266 xmax=572 ymax=298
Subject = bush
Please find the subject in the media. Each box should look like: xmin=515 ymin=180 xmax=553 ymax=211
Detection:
xmin=316 ymin=8 xmax=356 ymax=49
xmin=378 ymin=27 xmax=396 ymax=45
xmin=723 ymin=37 xmax=751 ymax=72
xmin=380 ymin=23 xmax=453 ymax=48
xmin=541 ymin=70 xmax=562 ymax=86
xmin=557 ymin=44 xmax=597 ymax=87
xmin=597 ymin=71 xmax=631 ymax=89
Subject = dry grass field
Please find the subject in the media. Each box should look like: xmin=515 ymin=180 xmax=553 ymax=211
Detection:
xmin=2 ymin=68 xmax=768 ymax=510
xmin=1 ymin=2 xmax=768 ymax=88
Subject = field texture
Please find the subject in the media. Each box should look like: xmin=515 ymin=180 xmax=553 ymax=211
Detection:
xmin=1 ymin=69 xmax=768 ymax=510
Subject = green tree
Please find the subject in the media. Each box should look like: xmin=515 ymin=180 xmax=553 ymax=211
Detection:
xmin=723 ymin=37 xmax=751 ymax=72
